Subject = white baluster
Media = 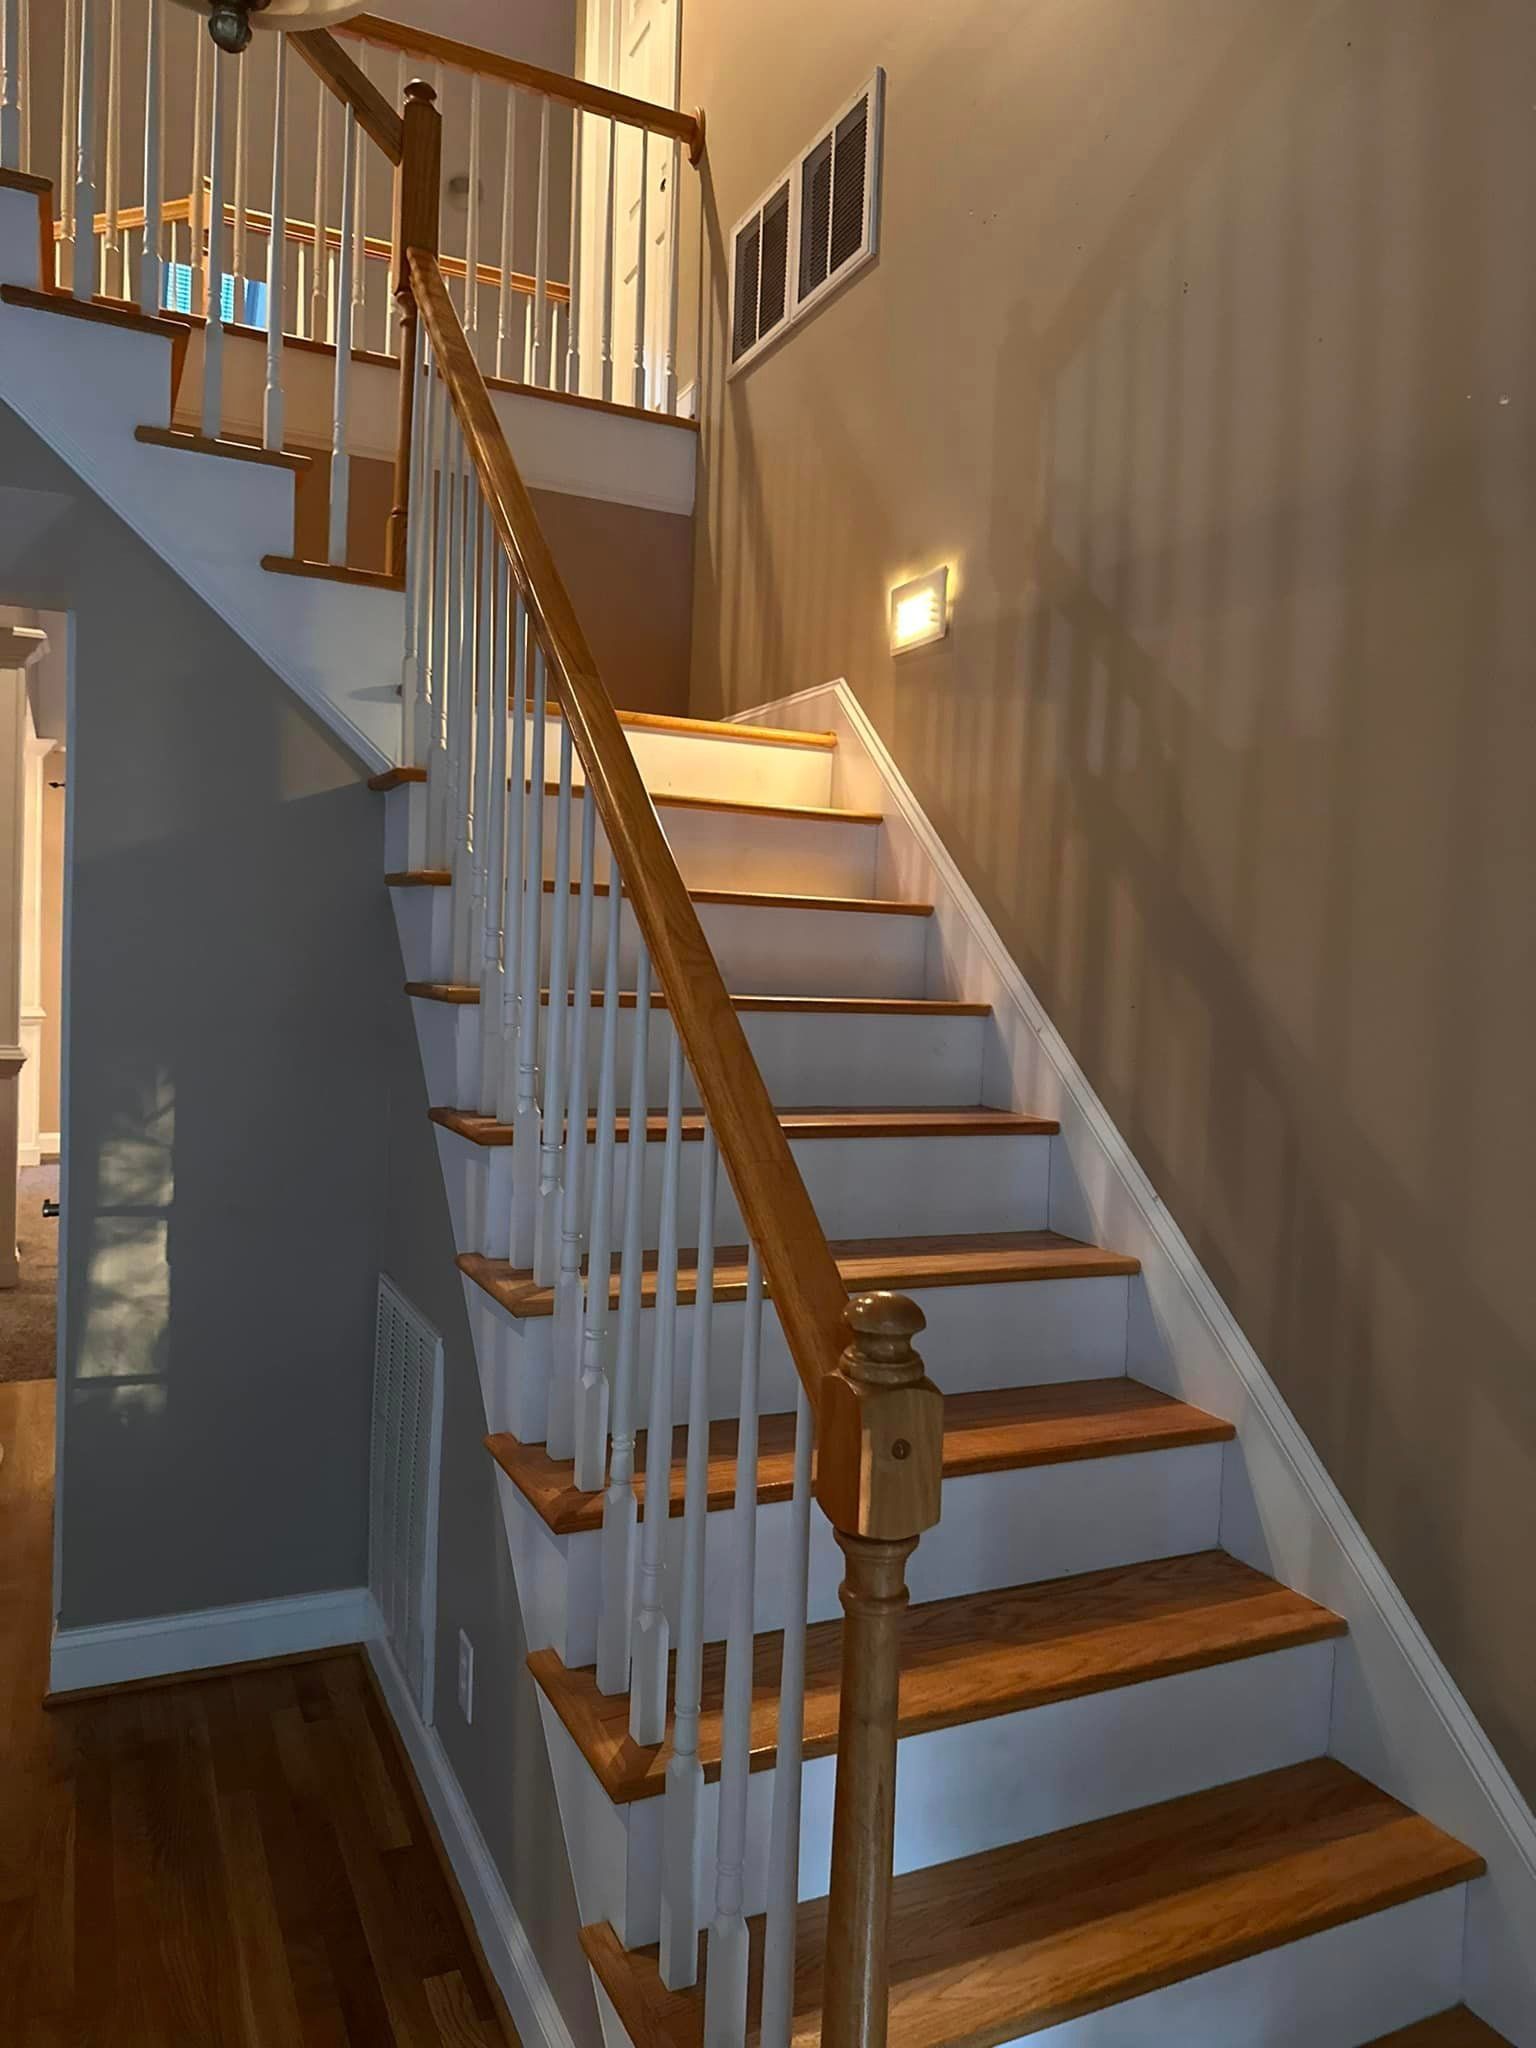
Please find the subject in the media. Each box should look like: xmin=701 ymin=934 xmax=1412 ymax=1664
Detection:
xmin=564 ymin=106 xmax=582 ymax=395
xmin=632 ymin=127 xmax=648 ymax=408
xmin=463 ymin=69 xmax=481 ymax=346
xmin=758 ymin=1375 xmax=814 ymax=2048
xmin=494 ymin=598 xmax=528 ymax=1127
xmin=476 ymin=535 xmax=509 ymax=1116
xmin=703 ymin=1247 xmax=763 ymax=2048
xmin=560 ymin=789 xmax=598 ymax=1481
xmin=596 ymin=938 xmax=650 ymax=1688
xmin=187 ymin=11 xmax=206 ymax=300
xmin=1 ymin=0 xmax=24 ymax=170
xmin=600 ymin=114 xmax=616 ymax=400
xmin=425 ymin=390 xmax=455 ymax=877
xmin=70 ymin=0 xmax=96 ymax=301
xmin=58 ymin=0 xmax=79 ymax=285
xmin=495 ymin=83 xmax=516 ymax=378
xmin=201 ymin=47 xmax=227 ymax=437
xmin=348 ymin=39 xmax=366 ymax=347
xmin=659 ymin=1123 xmax=718 ymax=1986
xmin=664 ymin=135 xmax=681 ymax=414
xmin=400 ymin=326 xmax=430 ymax=777
xmin=261 ymin=29 xmax=286 ymax=447
xmin=433 ymin=422 xmax=465 ymax=982
xmin=309 ymin=65 xmax=327 ymax=339
xmin=326 ymin=104 xmax=357 ymax=561
xmin=468 ymin=496 xmax=495 ymax=1102
xmin=510 ymin=645 xmax=547 ymax=1267
xmin=630 ymin=1026 xmax=684 ymax=1744
xmin=136 ymin=0 xmax=162 ymax=314
xmin=102 ymin=0 xmax=120 ymax=295
xmin=15 ymin=0 xmax=27 ymax=170
xmin=448 ymin=447 xmax=477 ymax=995
xmin=230 ymin=28 xmax=247 ymax=303
xmin=575 ymin=893 xmax=622 ymax=1493
xmin=535 ymin=722 xmax=574 ymax=1290
xmin=531 ymin=91 xmax=549 ymax=385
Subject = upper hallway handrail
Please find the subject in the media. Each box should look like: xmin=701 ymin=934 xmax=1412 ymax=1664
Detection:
xmin=338 ymin=13 xmax=705 ymax=162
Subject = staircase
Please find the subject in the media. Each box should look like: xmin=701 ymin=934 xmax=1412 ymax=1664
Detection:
xmin=0 ymin=19 xmax=1531 ymax=2041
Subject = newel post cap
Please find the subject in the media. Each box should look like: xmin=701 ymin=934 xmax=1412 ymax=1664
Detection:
xmin=813 ymin=1292 xmax=943 ymax=1541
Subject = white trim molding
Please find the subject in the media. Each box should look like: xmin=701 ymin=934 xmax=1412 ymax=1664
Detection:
xmin=729 ymin=677 xmax=1536 ymax=2043
xmin=48 ymin=1585 xmax=375 ymax=1695
xmin=366 ymin=1631 xmax=581 ymax=2048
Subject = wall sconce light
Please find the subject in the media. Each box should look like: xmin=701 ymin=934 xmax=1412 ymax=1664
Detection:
xmin=889 ymin=566 xmax=949 ymax=654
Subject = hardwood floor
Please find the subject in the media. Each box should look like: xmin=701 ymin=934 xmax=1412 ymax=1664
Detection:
xmin=0 ymin=1378 xmax=514 ymax=2048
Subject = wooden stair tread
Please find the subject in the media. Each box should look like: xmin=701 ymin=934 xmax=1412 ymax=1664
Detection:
xmin=388 ymin=871 xmax=931 ymax=916
xmin=367 ymin=764 xmax=881 ymax=825
xmin=0 ymin=167 xmax=52 ymax=196
xmin=582 ymin=1759 xmax=1484 ymax=2048
xmin=260 ymin=554 xmax=404 ymax=590
xmin=489 ymin=1379 xmax=1229 ymax=1539
xmin=406 ymin=983 xmax=991 ymax=1017
xmin=1367 ymin=2016 xmax=1515 ymax=2046
xmin=134 ymin=423 xmax=312 ymax=471
xmin=529 ymin=1550 xmax=1336 ymax=1806
xmin=432 ymin=1104 xmax=1057 ymax=1148
xmin=461 ymin=1230 xmax=1140 ymax=1320
xmin=531 ymin=702 xmax=835 ymax=751
xmin=0 ymin=281 xmax=189 ymax=341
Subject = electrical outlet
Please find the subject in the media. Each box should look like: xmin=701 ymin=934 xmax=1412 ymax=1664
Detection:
xmin=457 ymin=1629 xmax=475 ymax=1723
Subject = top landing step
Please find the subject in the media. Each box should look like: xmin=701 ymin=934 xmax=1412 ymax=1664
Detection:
xmin=368 ymin=707 xmax=835 ymax=785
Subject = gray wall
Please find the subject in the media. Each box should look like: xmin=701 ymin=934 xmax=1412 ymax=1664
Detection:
xmin=0 ymin=398 xmax=598 ymax=2040
xmin=680 ymin=0 xmax=1536 ymax=1802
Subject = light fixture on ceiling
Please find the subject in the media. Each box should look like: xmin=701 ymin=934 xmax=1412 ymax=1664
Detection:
xmin=889 ymin=566 xmax=950 ymax=654
xmin=167 ymin=0 xmax=368 ymax=54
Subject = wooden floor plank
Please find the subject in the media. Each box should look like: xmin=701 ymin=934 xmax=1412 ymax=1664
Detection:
xmin=462 ymin=1230 xmax=1140 ymax=1320
xmin=490 ymin=1379 xmax=1231 ymax=1537
xmin=531 ymin=1550 xmax=1342 ymax=1804
xmin=1367 ymin=2013 xmax=1515 ymax=2046
xmin=582 ymin=1760 xmax=1484 ymax=2048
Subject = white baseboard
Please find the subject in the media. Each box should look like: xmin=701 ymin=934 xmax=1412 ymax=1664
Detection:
xmin=48 ymin=1584 xmax=375 ymax=1694
xmin=365 ymin=1632 xmax=581 ymax=2048
xmin=730 ymin=678 xmax=1536 ymax=2043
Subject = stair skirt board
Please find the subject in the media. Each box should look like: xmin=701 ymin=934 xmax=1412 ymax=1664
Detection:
xmin=727 ymin=681 xmax=1536 ymax=2040
xmin=47 ymin=1586 xmax=375 ymax=1695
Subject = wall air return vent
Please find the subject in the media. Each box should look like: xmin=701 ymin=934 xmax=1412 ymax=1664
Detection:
xmin=726 ymin=69 xmax=885 ymax=377
xmin=370 ymin=1277 xmax=444 ymax=1720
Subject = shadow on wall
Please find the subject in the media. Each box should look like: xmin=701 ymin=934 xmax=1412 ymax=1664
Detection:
xmin=690 ymin=0 xmax=1536 ymax=1798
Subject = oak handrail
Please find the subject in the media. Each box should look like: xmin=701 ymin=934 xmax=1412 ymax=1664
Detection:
xmin=406 ymin=244 xmax=851 ymax=1409
xmin=341 ymin=13 xmax=706 ymax=164
xmin=290 ymin=28 xmax=404 ymax=165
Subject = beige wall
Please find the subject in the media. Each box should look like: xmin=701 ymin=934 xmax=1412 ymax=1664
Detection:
xmin=681 ymin=0 xmax=1536 ymax=1801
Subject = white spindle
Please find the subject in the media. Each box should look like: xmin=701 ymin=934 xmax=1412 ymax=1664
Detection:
xmin=349 ymin=40 xmax=366 ymax=347
xmin=102 ymin=0 xmax=121 ymax=296
xmin=536 ymin=722 xmax=574 ymax=1290
xmin=600 ymin=115 xmax=616 ymax=400
xmin=463 ymin=70 xmax=481 ymax=344
xmin=14 ymin=0 xmax=27 ymax=168
xmin=759 ymin=1376 xmax=814 ymax=2048
xmin=561 ymin=790 xmax=600 ymax=1485
xmin=495 ymin=84 xmax=516 ymax=377
xmin=531 ymin=91 xmax=549 ymax=385
xmin=631 ymin=1026 xmax=684 ymax=1744
xmin=447 ymin=440 xmax=476 ymax=992
xmin=494 ymin=601 xmax=528 ymax=1129
xmin=659 ymin=1123 xmax=718 ymax=1986
xmin=664 ymin=135 xmax=681 ymax=414
xmin=325 ymin=104 xmax=357 ymax=561
xmin=468 ymin=498 xmax=495 ymax=1113
xmin=70 ymin=0 xmax=96 ymax=301
xmin=433 ymin=421 xmax=466 ymax=981
xmin=58 ymin=0 xmax=80 ymax=284
xmin=564 ymin=106 xmax=582 ymax=394
xmin=261 ymin=30 xmax=286 ymax=446
xmin=632 ymin=127 xmax=649 ymax=408
xmin=476 ymin=532 xmax=509 ymax=1117
xmin=510 ymin=646 xmax=547 ymax=1266
xmin=425 ymin=383 xmax=455 ymax=875
xmin=399 ymin=325 xmax=429 ymax=766
xmin=309 ymin=68 xmax=327 ymax=339
xmin=136 ymin=0 xmax=162 ymax=314
xmin=1 ymin=0 xmax=23 ymax=170
xmin=574 ymin=866 xmax=621 ymax=1501
xmin=201 ymin=47 xmax=227 ymax=437
xmin=230 ymin=32 xmax=247 ymax=299
xmin=703 ymin=1248 xmax=763 ymax=2048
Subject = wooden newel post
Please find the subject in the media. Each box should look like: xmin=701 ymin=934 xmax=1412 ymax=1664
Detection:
xmin=388 ymin=78 xmax=440 ymax=579
xmin=816 ymin=1291 xmax=944 ymax=2048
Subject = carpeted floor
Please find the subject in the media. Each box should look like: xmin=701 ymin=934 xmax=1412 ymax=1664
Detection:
xmin=0 ymin=1166 xmax=59 ymax=1383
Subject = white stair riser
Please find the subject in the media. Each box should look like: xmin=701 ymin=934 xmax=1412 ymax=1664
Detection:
xmin=438 ymin=1124 xmax=1051 ymax=1251
xmin=0 ymin=300 xmax=186 ymax=455
xmin=521 ymin=715 xmax=836 ymax=807
xmin=408 ymin=992 xmax=990 ymax=1116
xmin=403 ymin=883 xmax=930 ymax=1000
xmin=0 ymin=188 xmax=46 ymax=287
xmin=386 ymin=782 xmax=879 ymax=897
xmin=475 ymin=1272 xmax=1132 ymax=1443
xmin=508 ymin=1443 xmax=1222 ymax=1668
xmin=611 ymin=1639 xmax=1337 ymax=1945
